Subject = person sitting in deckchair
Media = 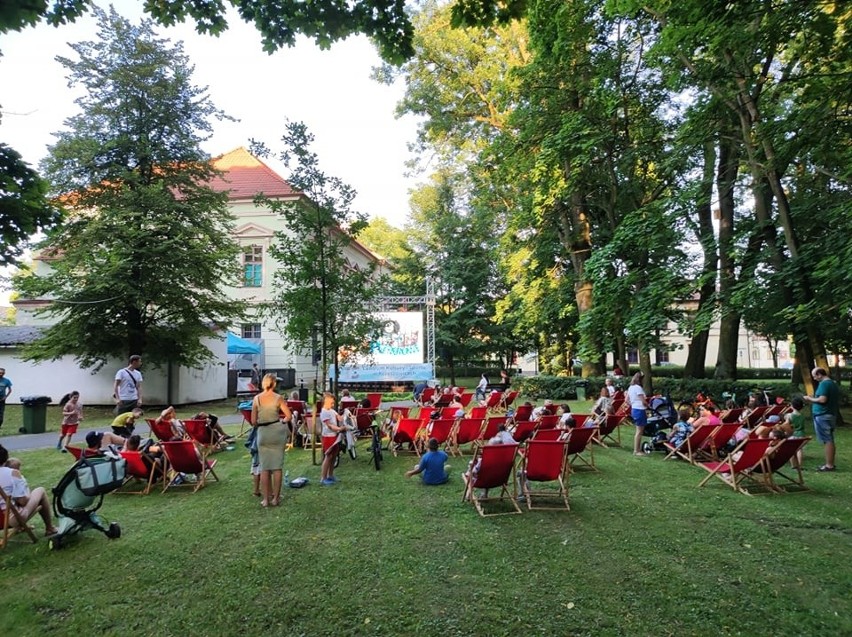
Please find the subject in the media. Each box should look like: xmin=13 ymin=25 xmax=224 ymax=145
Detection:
xmin=84 ymin=431 xmax=126 ymax=457
xmin=668 ymin=408 xmax=694 ymax=450
xmin=192 ymin=411 xmax=235 ymax=445
xmin=157 ymin=406 xmax=185 ymax=440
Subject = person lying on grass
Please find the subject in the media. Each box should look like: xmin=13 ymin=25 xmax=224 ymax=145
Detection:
xmin=405 ymin=437 xmax=449 ymax=485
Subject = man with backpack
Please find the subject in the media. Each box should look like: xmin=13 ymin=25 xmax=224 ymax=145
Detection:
xmin=113 ymin=355 xmax=143 ymax=414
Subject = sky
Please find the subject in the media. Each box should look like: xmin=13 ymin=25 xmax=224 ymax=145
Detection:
xmin=0 ymin=2 xmax=423 ymax=303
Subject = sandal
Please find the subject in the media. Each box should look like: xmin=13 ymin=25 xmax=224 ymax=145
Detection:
xmin=817 ymin=465 xmax=836 ymax=472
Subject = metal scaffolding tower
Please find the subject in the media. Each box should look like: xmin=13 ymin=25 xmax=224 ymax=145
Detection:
xmin=377 ymin=277 xmax=436 ymax=377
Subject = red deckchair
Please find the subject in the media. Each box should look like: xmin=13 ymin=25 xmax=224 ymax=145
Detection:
xmin=440 ymin=406 xmax=460 ymax=419
xmin=500 ymin=390 xmax=519 ymax=411
xmin=697 ymin=438 xmax=774 ymax=495
xmin=147 ymin=418 xmax=178 ymax=443
xmin=594 ymin=415 xmax=623 ymax=447
xmin=451 ymin=418 xmax=485 ymax=456
xmin=751 ymin=437 xmax=811 ymax=493
xmin=116 ymin=450 xmax=164 ymax=495
xmin=518 ymin=440 xmax=570 ymax=510
xmin=512 ymin=404 xmax=533 ymax=423
xmin=365 ymin=393 xmax=382 ymax=410
xmin=462 ymin=443 xmax=522 ymax=517
xmin=695 ymin=422 xmax=741 ymax=463
xmin=532 ymin=428 xmax=566 ymax=442
xmin=418 ymin=406 xmax=435 ymax=422
xmin=161 ymin=440 xmax=219 ymax=493
xmin=458 ymin=393 xmax=473 ymax=408
xmin=424 ymin=418 xmax=455 ymax=452
xmin=419 ymin=387 xmax=436 ymax=405
xmin=484 ymin=391 xmax=503 ymax=412
xmin=480 ymin=416 xmax=508 ymax=441
xmin=537 ymin=415 xmax=559 ymax=430
xmin=742 ymin=406 xmax=770 ymax=428
xmin=183 ymin=418 xmax=221 ymax=461
xmin=719 ymin=408 xmax=744 ymax=424
xmin=663 ymin=424 xmax=719 ymax=463
xmin=564 ymin=426 xmax=599 ymax=471
xmin=65 ymin=445 xmax=84 ymax=460
xmin=469 ymin=406 xmax=487 ymax=420
xmin=570 ymin=414 xmax=591 ymax=429
xmin=1 ymin=485 xmax=39 ymax=549
xmin=392 ymin=418 xmax=424 ymax=456
xmin=238 ymin=408 xmax=253 ymax=437
xmin=511 ymin=420 xmax=538 ymax=443
xmin=351 ymin=408 xmax=377 ymax=436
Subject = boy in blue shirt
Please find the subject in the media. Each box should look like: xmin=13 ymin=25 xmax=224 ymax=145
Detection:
xmin=405 ymin=437 xmax=449 ymax=485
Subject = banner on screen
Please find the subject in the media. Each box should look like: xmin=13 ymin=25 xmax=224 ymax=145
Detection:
xmin=369 ymin=311 xmax=423 ymax=364
xmin=330 ymin=363 xmax=433 ymax=383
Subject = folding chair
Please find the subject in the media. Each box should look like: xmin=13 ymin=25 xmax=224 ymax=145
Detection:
xmin=116 ymin=450 xmax=165 ymax=495
xmin=719 ymin=408 xmax=744 ymax=424
xmin=351 ymin=408 xmax=377 ymax=436
xmin=391 ymin=418 xmax=424 ymax=456
xmin=532 ymin=428 xmax=566 ymax=442
xmin=662 ymin=424 xmax=718 ymax=463
xmin=458 ymin=393 xmax=473 ymax=408
xmin=564 ymin=426 xmax=599 ymax=471
xmin=484 ymin=391 xmax=503 ymax=414
xmin=469 ymin=406 xmax=487 ymax=420
xmin=511 ymin=419 xmax=538 ymax=444
xmin=512 ymin=404 xmax=533 ymax=424
xmin=161 ymin=440 xmax=219 ymax=493
xmin=570 ymin=414 xmax=591 ymax=429
xmin=462 ymin=443 xmax=522 ymax=517
xmin=451 ymin=418 xmax=485 ymax=456
xmin=480 ymin=416 xmax=507 ymax=442
xmin=147 ymin=418 xmax=179 ymax=442
xmin=697 ymin=438 xmax=774 ymax=495
xmin=537 ymin=415 xmax=559 ymax=430
xmin=594 ymin=415 xmax=623 ymax=447
xmin=417 ymin=406 xmax=435 ymax=422
xmin=1 ymin=485 xmax=39 ymax=549
xmin=183 ymin=418 xmax=222 ymax=461
xmin=433 ymin=393 xmax=453 ymax=408
xmin=742 ymin=406 xmax=770 ymax=428
xmin=65 ymin=446 xmax=84 ymax=460
xmin=500 ymin=390 xmax=519 ymax=411
xmin=419 ymin=387 xmax=436 ymax=405
xmin=339 ymin=398 xmax=359 ymax=413
xmin=424 ymin=418 xmax=455 ymax=453
xmin=365 ymin=393 xmax=383 ymax=410
xmin=518 ymin=440 xmax=570 ymax=510
xmin=751 ymin=437 xmax=811 ymax=493
xmin=440 ymin=406 xmax=460 ymax=419
xmin=238 ymin=408 xmax=253 ymax=437
xmin=694 ymin=423 xmax=741 ymax=463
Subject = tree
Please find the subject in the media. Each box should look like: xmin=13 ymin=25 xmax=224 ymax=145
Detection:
xmin=16 ymin=7 xmax=243 ymax=370
xmin=0 ymin=142 xmax=61 ymax=266
xmin=252 ymin=121 xmax=384 ymax=396
xmin=0 ymin=0 xmax=417 ymax=63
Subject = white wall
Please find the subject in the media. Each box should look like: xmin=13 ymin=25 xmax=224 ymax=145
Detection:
xmin=0 ymin=335 xmax=228 ymax=406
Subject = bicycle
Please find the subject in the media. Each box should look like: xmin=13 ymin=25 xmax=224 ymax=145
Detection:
xmin=333 ymin=411 xmax=358 ymax=468
xmin=367 ymin=424 xmax=382 ymax=471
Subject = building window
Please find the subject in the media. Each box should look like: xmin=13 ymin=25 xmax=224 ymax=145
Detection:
xmin=243 ymin=244 xmax=263 ymax=287
xmin=657 ymin=350 xmax=670 ymax=363
xmin=242 ymin=323 xmax=262 ymax=339
xmin=627 ymin=349 xmax=638 ymax=364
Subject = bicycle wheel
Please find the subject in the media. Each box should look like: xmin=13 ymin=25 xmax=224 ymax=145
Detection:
xmin=348 ymin=443 xmax=357 ymax=460
xmin=372 ymin=440 xmax=382 ymax=471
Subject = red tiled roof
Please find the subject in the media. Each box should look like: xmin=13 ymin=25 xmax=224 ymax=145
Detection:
xmin=210 ymin=147 xmax=300 ymax=200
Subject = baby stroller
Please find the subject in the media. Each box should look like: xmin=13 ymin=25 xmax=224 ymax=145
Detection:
xmin=48 ymin=455 xmax=125 ymax=550
xmin=641 ymin=394 xmax=677 ymax=454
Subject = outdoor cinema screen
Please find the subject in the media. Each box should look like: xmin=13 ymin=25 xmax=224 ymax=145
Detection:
xmin=370 ymin=311 xmax=424 ymax=365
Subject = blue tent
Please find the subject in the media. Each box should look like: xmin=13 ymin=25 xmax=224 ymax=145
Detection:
xmin=227 ymin=332 xmax=261 ymax=355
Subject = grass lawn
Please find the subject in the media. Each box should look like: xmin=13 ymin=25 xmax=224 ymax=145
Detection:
xmin=1 ymin=421 xmax=850 ymax=636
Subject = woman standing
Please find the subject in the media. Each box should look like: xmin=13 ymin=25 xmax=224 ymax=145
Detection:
xmin=251 ymin=373 xmax=292 ymax=507
xmin=627 ymin=372 xmax=649 ymax=456
xmin=56 ymin=391 xmax=83 ymax=452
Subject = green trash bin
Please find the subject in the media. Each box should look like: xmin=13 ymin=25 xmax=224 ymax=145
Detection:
xmin=21 ymin=395 xmax=51 ymax=433
xmin=575 ymin=380 xmax=589 ymax=402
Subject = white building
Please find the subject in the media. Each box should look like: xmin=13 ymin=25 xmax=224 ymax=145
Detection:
xmin=2 ymin=148 xmax=385 ymax=404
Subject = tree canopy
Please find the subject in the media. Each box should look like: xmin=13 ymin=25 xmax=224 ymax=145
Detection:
xmin=16 ymin=7 xmax=244 ymax=370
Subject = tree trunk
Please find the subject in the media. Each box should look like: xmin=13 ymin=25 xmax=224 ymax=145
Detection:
xmin=685 ymin=140 xmax=717 ymax=379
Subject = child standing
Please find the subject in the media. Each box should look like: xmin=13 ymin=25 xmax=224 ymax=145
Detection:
xmin=320 ymin=392 xmax=346 ymax=486
xmin=57 ymin=391 xmax=82 ymax=452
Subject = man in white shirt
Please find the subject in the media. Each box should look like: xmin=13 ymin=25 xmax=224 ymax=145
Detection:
xmin=113 ymin=355 xmax=143 ymax=414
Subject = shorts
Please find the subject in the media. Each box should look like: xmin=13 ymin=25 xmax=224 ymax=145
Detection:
xmin=322 ymin=435 xmax=339 ymax=456
xmin=813 ymin=414 xmax=835 ymax=444
xmin=61 ymin=423 xmax=79 ymax=435
xmin=630 ymin=408 xmax=647 ymax=427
